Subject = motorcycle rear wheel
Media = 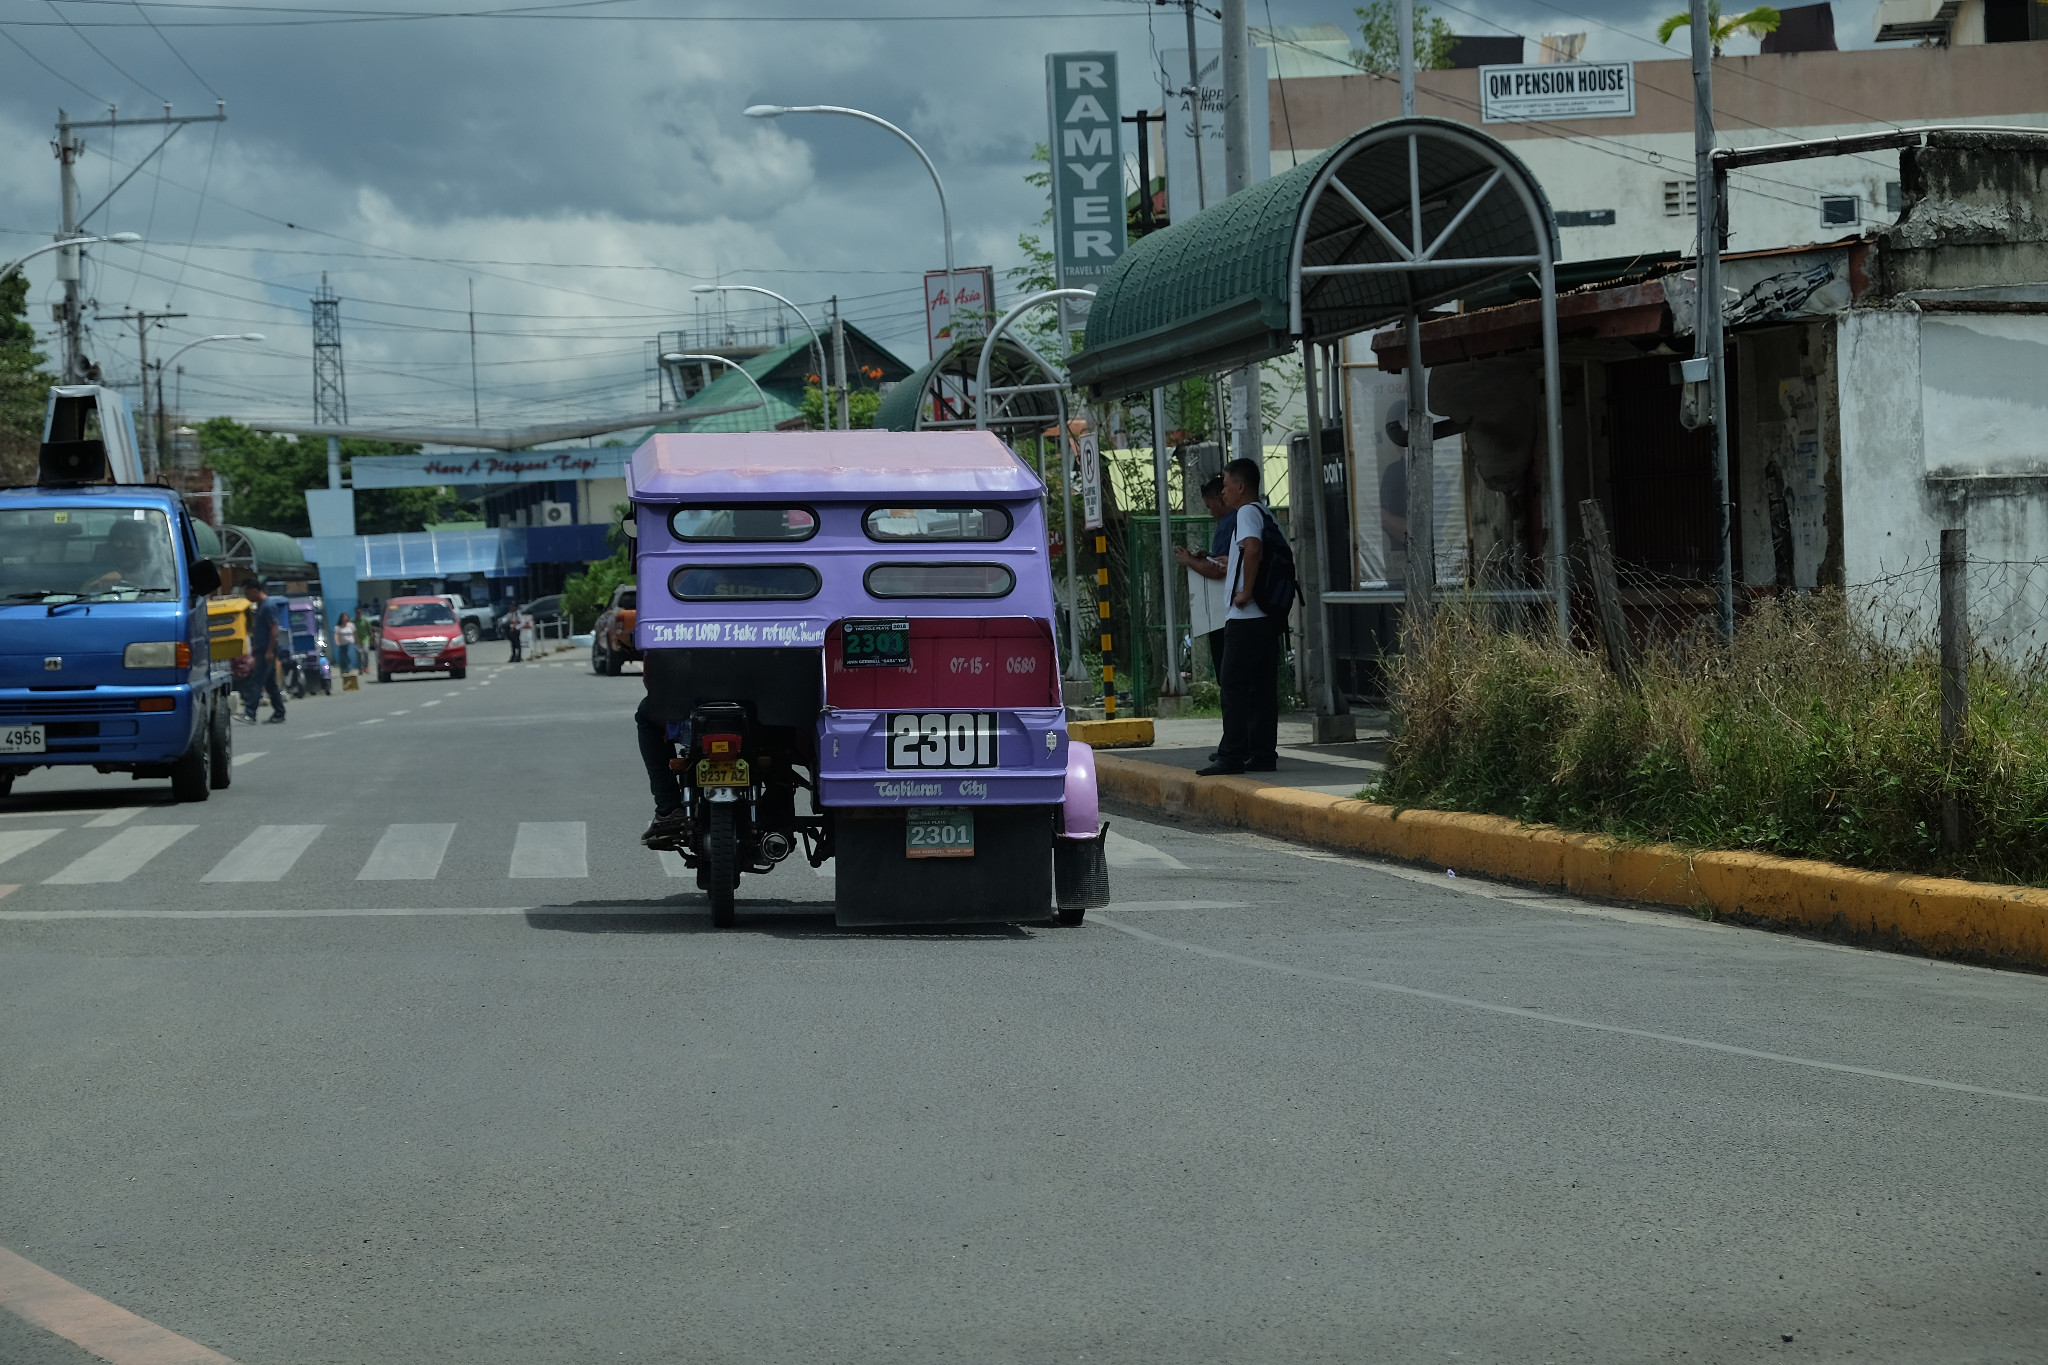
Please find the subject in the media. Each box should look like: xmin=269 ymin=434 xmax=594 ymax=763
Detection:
xmin=707 ymin=803 xmax=738 ymax=928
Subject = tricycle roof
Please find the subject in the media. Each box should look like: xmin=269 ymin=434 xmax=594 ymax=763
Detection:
xmin=628 ymin=431 xmax=1042 ymax=502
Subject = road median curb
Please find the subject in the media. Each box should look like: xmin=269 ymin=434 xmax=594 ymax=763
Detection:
xmin=1070 ymin=718 xmax=1154 ymax=749
xmin=1095 ymin=753 xmax=2048 ymax=969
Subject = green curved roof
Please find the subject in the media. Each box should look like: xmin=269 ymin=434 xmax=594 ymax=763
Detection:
xmin=1070 ymin=117 xmax=1557 ymax=399
xmin=223 ymin=524 xmax=316 ymax=576
xmin=875 ymin=336 xmax=1064 ymax=433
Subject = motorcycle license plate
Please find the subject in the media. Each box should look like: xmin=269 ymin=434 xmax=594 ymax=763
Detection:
xmin=0 ymin=725 xmax=45 ymax=754
xmin=695 ymin=758 xmax=751 ymax=789
xmin=905 ymin=807 xmax=974 ymax=859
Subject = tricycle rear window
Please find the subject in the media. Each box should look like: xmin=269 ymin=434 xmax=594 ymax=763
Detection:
xmin=669 ymin=506 xmax=818 ymax=542
xmin=863 ymin=506 xmax=1011 ymax=542
xmin=865 ymin=563 xmax=1015 ymax=599
xmin=670 ymin=564 xmax=822 ymax=601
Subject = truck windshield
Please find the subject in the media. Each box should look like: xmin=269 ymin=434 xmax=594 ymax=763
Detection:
xmin=0 ymin=506 xmax=178 ymax=602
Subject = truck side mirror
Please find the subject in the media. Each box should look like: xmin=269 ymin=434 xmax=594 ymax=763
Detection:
xmin=621 ymin=509 xmax=638 ymax=540
xmin=190 ymin=559 xmax=222 ymax=596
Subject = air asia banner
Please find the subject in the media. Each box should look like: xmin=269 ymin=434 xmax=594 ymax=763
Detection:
xmin=348 ymin=448 xmax=632 ymax=489
xmin=1045 ymin=51 xmax=1129 ymax=324
xmin=1479 ymin=62 xmax=1634 ymax=122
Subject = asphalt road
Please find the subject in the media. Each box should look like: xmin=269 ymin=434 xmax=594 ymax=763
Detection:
xmin=3 ymin=642 xmax=2045 ymax=1364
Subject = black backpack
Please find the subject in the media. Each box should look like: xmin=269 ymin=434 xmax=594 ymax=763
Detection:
xmin=1239 ymin=503 xmax=1297 ymax=618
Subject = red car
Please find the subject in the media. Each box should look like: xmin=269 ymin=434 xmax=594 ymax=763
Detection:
xmin=376 ymin=596 xmax=469 ymax=683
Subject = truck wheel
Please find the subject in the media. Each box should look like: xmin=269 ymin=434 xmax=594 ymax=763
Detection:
xmin=0 ymin=771 xmax=13 ymax=798
xmin=590 ymin=641 xmax=606 ymax=675
xmin=209 ymin=698 xmax=233 ymax=789
xmin=377 ymin=668 xmax=392 ymax=684
xmin=170 ymin=730 xmax=212 ymax=803
xmin=604 ymin=643 xmax=624 ymax=677
xmin=462 ymin=619 xmax=481 ymax=644
xmin=707 ymin=804 xmax=738 ymax=928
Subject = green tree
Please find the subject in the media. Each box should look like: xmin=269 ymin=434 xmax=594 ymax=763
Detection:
xmin=1656 ymin=2 xmax=1781 ymax=55
xmin=797 ymin=383 xmax=882 ymax=430
xmin=0 ymin=273 xmax=57 ymax=486
xmin=1352 ymin=0 xmax=1455 ymax=76
xmin=195 ymin=417 xmax=476 ymax=535
xmin=562 ymin=546 xmax=633 ymax=632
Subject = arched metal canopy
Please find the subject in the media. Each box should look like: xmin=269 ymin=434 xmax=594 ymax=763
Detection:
xmin=1069 ymin=116 xmax=1558 ymax=399
xmin=875 ymin=335 xmax=1064 ymax=433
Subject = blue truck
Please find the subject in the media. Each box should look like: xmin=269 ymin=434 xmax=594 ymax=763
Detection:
xmin=0 ymin=388 xmax=236 ymax=802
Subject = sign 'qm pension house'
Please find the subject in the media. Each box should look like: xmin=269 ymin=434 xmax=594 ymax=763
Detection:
xmin=1046 ymin=52 xmax=1129 ymax=322
xmin=1480 ymin=61 xmax=1635 ymax=123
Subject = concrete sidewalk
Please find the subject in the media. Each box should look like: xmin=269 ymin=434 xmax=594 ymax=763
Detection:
xmin=1141 ymin=714 xmax=1391 ymax=797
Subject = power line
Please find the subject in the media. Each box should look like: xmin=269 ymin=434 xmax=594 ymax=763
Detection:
xmin=41 ymin=0 xmax=167 ymax=98
xmin=126 ymin=0 xmax=221 ymax=96
xmin=0 ymin=26 xmax=110 ymax=100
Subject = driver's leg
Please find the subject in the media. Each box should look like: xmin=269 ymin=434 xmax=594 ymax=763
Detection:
xmin=637 ymin=694 xmax=685 ymax=845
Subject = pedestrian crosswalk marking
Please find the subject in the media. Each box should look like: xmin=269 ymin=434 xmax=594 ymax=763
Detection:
xmin=510 ymin=822 xmax=586 ymax=878
xmin=203 ymin=825 xmax=324 ymax=883
xmin=1106 ymin=831 xmax=1187 ymax=870
xmin=83 ymin=808 xmax=144 ymax=828
xmin=0 ymin=829 xmax=64 ymax=867
xmin=45 ymin=825 xmax=195 ymax=884
xmin=358 ymin=824 xmax=456 ymax=881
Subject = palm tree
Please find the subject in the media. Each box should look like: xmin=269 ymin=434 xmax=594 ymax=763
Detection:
xmin=1657 ymin=1 xmax=1781 ymax=56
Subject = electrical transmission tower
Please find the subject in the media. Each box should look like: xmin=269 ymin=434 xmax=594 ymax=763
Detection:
xmin=311 ymin=273 xmax=347 ymax=423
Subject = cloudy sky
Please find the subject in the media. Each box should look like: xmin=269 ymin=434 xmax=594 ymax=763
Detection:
xmin=0 ymin=0 xmax=1885 ymax=431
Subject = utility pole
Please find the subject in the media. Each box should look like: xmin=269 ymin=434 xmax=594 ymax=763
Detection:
xmin=831 ymin=297 xmax=850 ymax=431
xmin=1181 ymin=0 xmax=1208 ymax=211
xmin=1689 ymin=0 xmax=1735 ymax=642
xmin=312 ymin=274 xmax=347 ymax=425
xmin=1398 ymin=0 xmax=1433 ymax=656
xmin=97 ymin=309 xmax=186 ymax=478
xmin=53 ymin=103 xmax=226 ymax=384
xmin=468 ymin=278 xmax=481 ymax=427
xmin=1120 ymin=109 xmax=1168 ymax=233
xmin=1219 ymin=0 xmax=1261 ymax=467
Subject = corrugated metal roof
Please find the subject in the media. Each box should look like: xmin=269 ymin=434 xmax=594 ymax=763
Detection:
xmin=1070 ymin=117 xmax=1557 ymax=399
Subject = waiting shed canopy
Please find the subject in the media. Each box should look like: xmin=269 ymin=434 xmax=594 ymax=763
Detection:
xmin=1069 ymin=117 xmax=1559 ymax=398
xmin=876 ymin=336 xmax=1063 ymax=433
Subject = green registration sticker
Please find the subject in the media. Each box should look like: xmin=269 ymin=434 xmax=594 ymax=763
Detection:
xmin=905 ymin=806 xmax=974 ymax=859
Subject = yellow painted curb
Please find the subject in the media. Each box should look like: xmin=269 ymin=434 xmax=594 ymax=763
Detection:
xmin=1070 ymin=717 xmax=1154 ymax=749
xmin=1095 ymin=753 xmax=2048 ymax=969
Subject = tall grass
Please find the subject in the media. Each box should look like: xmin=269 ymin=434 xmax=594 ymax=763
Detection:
xmin=1379 ymin=592 xmax=2048 ymax=886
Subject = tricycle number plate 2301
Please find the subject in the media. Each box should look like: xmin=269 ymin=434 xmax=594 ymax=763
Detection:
xmin=905 ymin=807 xmax=974 ymax=859
xmin=695 ymin=758 xmax=751 ymax=789
xmin=841 ymin=620 xmax=911 ymax=669
xmin=0 ymin=725 xmax=45 ymax=754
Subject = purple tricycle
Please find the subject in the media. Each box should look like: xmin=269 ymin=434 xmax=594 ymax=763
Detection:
xmin=626 ymin=430 xmax=1111 ymax=928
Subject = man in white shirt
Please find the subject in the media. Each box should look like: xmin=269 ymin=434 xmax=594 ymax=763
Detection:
xmin=1199 ymin=457 xmax=1287 ymax=775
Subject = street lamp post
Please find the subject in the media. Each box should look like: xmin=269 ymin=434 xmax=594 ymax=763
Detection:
xmin=153 ymin=332 xmax=264 ymax=469
xmin=0 ymin=231 xmax=140 ymax=284
xmin=660 ymin=352 xmax=772 ymax=430
xmin=691 ymin=284 xmax=832 ymax=430
xmin=743 ymin=103 xmax=954 ymax=298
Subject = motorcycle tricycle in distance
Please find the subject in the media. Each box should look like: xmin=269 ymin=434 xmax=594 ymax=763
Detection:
xmin=627 ymin=430 xmax=1110 ymax=928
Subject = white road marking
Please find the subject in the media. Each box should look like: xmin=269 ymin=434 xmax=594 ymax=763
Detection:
xmin=300 ymin=731 xmax=335 ymax=739
xmin=1105 ymin=830 xmax=1187 ymax=869
xmin=359 ymin=717 xmax=384 ymax=725
xmin=0 ymin=829 xmax=64 ymax=866
xmin=1093 ymin=915 xmax=2048 ymax=1107
xmin=419 ymin=700 xmax=442 ymax=708
xmin=358 ymin=824 xmax=457 ymax=881
xmin=657 ymin=850 xmax=688 ymax=878
xmin=202 ymin=825 xmax=325 ymax=883
xmin=390 ymin=709 xmax=411 ymax=716
xmin=1100 ymin=900 xmax=1246 ymax=912
xmin=44 ymin=825 xmax=196 ymax=883
xmin=0 ymin=1243 xmax=244 ymax=1365
xmin=233 ymin=750 xmax=267 ymax=767
xmin=0 ymin=904 xmax=718 ymax=920
xmin=0 ymin=809 xmax=107 ymax=821
xmin=83 ymin=808 xmax=143 ymax=828
xmin=510 ymin=821 xmax=587 ymax=878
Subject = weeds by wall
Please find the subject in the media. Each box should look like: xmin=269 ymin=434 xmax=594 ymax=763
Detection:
xmin=1379 ymin=588 xmax=2048 ymax=886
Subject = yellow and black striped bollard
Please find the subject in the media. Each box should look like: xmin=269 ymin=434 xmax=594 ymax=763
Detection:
xmin=1096 ymin=533 xmax=1114 ymax=718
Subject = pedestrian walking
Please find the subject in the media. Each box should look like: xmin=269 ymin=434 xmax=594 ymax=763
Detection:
xmin=335 ymin=610 xmax=358 ymax=676
xmin=506 ymin=603 xmax=525 ymax=662
xmin=240 ymin=583 xmax=289 ymax=725
xmin=1199 ymin=457 xmax=1295 ymax=776
xmin=519 ymin=607 xmax=536 ymax=662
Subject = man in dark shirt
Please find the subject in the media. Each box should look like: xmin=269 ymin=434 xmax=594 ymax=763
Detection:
xmin=240 ymin=583 xmax=288 ymax=725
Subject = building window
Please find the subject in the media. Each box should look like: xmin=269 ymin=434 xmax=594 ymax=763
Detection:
xmin=1886 ymin=181 xmax=1904 ymax=215
xmin=1555 ymin=209 xmax=1616 ymax=228
xmin=1820 ymin=194 xmax=1859 ymax=227
xmin=1662 ymin=180 xmax=1698 ymax=218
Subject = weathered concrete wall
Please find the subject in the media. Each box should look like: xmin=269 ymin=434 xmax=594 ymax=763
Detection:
xmin=1736 ymin=324 xmax=1834 ymax=590
xmin=1883 ymin=132 xmax=2048 ymax=294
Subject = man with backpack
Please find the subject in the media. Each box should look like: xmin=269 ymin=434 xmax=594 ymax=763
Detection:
xmin=1199 ymin=457 xmax=1296 ymax=776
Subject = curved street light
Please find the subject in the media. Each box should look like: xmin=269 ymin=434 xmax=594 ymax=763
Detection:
xmin=0 ymin=231 xmax=141 ymax=283
xmin=660 ymin=352 xmax=772 ymax=431
xmin=151 ymin=332 xmax=265 ymax=472
xmin=689 ymin=284 xmax=832 ymax=430
xmin=743 ymin=103 xmax=954 ymax=290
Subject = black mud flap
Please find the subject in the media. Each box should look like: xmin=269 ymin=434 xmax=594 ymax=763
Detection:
xmin=1054 ymin=822 xmax=1112 ymax=912
xmin=834 ymin=806 xmax=1054 ymax=927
